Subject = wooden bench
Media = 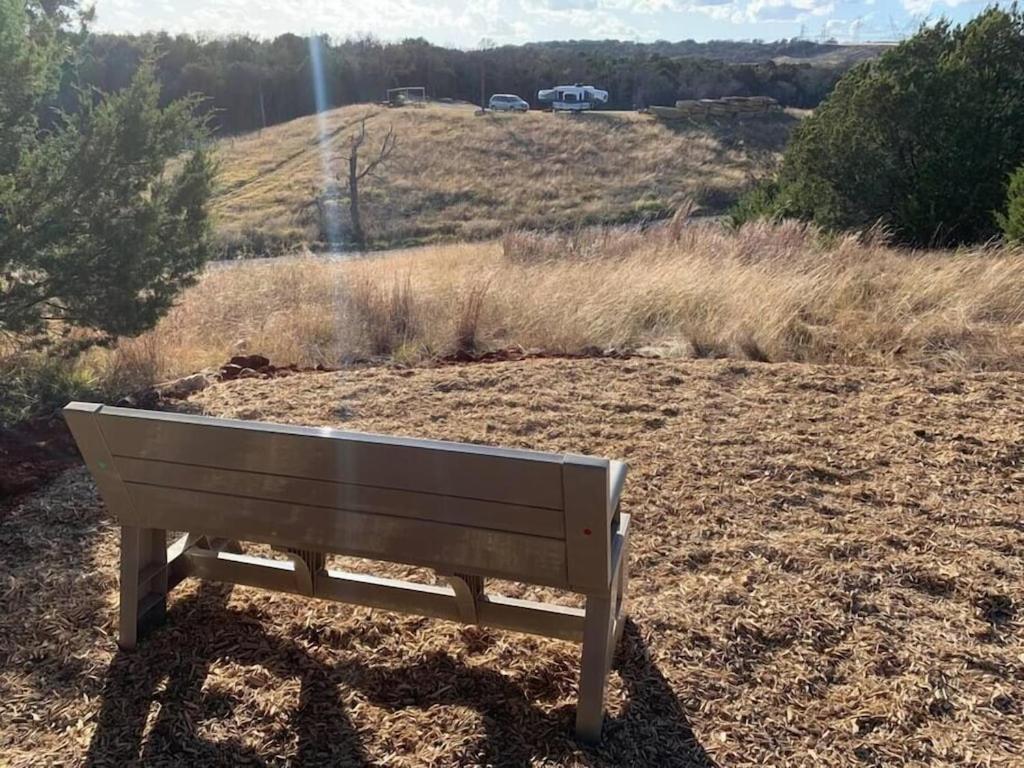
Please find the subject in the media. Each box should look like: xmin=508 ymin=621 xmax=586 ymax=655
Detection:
xmin=65 ymin=402 xmax=630 ymax=743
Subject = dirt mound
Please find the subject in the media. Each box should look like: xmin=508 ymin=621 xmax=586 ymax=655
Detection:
xmin=0 ymin=416 xmax=78 ymax=504
xmin=2 ymin=358 xmax=1022 ymax=766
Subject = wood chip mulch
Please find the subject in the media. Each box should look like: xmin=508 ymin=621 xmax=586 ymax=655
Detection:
xmin=1 ymin=358 xmax=1022 ymax=766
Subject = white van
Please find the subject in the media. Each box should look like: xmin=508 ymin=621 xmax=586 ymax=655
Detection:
xmin=488 ymin=94 xmax=529 ymax=112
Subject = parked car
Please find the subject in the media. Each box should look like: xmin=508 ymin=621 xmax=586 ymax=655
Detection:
xmin=488 ymin=94 xmax=529 ymax=112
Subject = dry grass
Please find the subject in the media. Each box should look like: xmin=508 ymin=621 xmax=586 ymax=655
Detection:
xmin=2 ymin=358 xmax=1022 ymax=765
xmin=211 ymin=103 xmax=789 ymax=253
xmin=96 ymin=221 xmax=1024 ymax=391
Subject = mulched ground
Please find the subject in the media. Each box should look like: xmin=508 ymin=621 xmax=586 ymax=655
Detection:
xmin=1 ymin=358 xmax=1022 ymax=766
xmin=0 ymin=414 xmax=80 ymax=502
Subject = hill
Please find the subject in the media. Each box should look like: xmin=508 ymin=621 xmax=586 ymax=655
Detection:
xmin=211 ymin=103 xmax=796 ymax=254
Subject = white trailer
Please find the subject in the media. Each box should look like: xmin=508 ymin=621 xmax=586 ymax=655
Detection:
xmin=537 ymin=84 xmax=609 ymax=112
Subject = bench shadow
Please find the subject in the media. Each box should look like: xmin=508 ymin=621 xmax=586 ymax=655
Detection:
xmin=354 ymin=620 xmax=717 ymax=767
xmin=84 ymin=582 xmax=369 ymax=767
xmin=86 ymin=587 xmax=714 ymax=767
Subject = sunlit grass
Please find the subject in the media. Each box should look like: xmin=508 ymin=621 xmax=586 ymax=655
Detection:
xmin=94 ymin=221 xmax=1024 ymax=392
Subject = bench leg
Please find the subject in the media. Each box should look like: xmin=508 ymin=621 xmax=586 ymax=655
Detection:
xmin=575 ymin=591 xmax=615 ymax=743
xmin=119 ymin=525 xmax=168 ymax=650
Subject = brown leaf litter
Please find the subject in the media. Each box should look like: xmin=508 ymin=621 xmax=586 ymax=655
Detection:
xmin=1 ymin=357 xmax=1022 ymax=766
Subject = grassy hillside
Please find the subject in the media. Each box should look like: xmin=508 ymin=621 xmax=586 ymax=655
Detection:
xmin=211 ymin=103 xmax=795 ymax=254
xmin=92 ymin=221 xmax=1024 ymax=394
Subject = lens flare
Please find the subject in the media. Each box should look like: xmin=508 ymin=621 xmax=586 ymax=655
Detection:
xmin=309 ymin=35 xmax=342 ymax=250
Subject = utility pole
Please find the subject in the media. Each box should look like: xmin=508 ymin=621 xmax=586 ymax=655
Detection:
xmin=477 ymin=38 xmax=494 ymax=111
xmin=259 ymin=81 xmax=267 ymax=132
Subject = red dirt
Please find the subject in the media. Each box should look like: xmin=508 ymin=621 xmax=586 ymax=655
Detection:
xmin=0 ymin=416 xmax=78 ymax=504
xmin=1 ymin=355 xmax=333 ymax=505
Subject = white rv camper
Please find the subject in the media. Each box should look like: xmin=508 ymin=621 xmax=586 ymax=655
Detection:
xmin=537 ymin=84 xmax=609 ymax=112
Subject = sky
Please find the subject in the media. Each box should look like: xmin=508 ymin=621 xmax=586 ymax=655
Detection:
xmin=91 ymin=0 xmax=992 ymax=47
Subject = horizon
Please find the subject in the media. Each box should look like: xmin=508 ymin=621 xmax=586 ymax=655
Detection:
xmin=92 ymin=0 xmax=993 ymax=48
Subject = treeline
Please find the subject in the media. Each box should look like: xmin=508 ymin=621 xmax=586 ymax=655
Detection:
xmin=519 ymin=37 xmax=862 ymax=62
xmin=60 ymin=33 xmax=861 ymax=135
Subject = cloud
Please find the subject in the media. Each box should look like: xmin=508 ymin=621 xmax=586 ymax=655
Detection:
xmin=94 ymin=0 xmax=503 ymax=44
xmin=91 ymin=0 xmax=960 ymax=45
xmin=900 ymin=0 xmax=984 ymax=15
xmin=517 ymin=0 xmax=644 ymax=37
xmin=545 ymin=0 xmax=600 ymax=9
xmin=745 ymin=0 xmax=834 ymax=21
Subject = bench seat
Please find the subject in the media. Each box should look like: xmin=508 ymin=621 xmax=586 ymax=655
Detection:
xmin=65 ymin=401 xmax=630 ymax=743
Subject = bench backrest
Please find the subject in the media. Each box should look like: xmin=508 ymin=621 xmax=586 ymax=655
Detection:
xmin=65 ymin=402 xmax=623 ymax=593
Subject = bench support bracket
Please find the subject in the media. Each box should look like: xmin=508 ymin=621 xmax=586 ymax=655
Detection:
xmin=443 ymin=573 xmax=484 ymax=623
xmin=282 ymin=548 xmax=326 ymax=596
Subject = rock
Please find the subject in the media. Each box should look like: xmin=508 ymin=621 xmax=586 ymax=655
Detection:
xmin=156 ymin=373 xmax=211 ymax=399
xmin=116 ymin=389 xmax=161 ymax=409
xmin=229 ymin=354 xmax=270 ymax=370
xmin=220 ymin=363 xmax=244 ymax=380
xmin=636 ymin=340 xmax=691 ymax=359
xmin=237 ymin=367 xmax=260 ymax=379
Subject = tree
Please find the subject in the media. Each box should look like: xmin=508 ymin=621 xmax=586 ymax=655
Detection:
xmin=998 ymin=164 xmax=1024 ymax=244
xmin=767 ymin=7 xmax=1024 ymax=246
xmin=346 ymin=116 xmax=396 ymax=249
xmin=0 ymin=1 xmax=216 ymax=348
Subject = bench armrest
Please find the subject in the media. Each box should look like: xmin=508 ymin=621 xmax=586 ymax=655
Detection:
xmin=609 ymin=460 xmax=628 ymax=514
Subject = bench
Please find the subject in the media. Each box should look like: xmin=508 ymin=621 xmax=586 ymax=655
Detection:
xmin=64 ymin=402 xmax=630 ymax=743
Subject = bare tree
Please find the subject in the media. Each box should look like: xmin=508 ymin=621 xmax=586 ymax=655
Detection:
xmin=347 ymin=116 xmax=397 ymax=249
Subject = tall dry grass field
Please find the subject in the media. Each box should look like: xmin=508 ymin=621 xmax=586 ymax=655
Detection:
xmin=212 ymin=103 xmax=790 ymax=253
xmin=99 ymin=221 xmax=1024 ymax=390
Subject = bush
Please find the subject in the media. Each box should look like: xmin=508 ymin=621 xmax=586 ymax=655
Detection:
xmin=0 ymin=355 xmax=95 ymax=428
xmin=770 ymin=7 xmax=1024 ymax=246
xmin=728 ymin=179 xmax=782 ymax=229
xmin=998 ymin=165 xmax=1024 ymax=244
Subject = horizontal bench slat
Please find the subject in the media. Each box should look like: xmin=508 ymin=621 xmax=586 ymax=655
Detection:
xmin=113 ymin=456 xmax=565 ymax=539
xmin=126 ymin=483 xmax=571 ymax=588
xmin=97 ymin=407 xmax=567 ymax=510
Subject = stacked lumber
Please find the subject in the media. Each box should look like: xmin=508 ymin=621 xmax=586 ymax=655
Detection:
xmin=650 ymin=96 xmax=781 ymax=122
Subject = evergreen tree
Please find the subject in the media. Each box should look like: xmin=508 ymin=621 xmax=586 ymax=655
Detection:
xmin=0 ymin=0 xmax=215 ymax=347
xmin=768 ymin=7 xmax=1024 ymax=245
xmin=998 ymin=165 xmax=1024 ymax=244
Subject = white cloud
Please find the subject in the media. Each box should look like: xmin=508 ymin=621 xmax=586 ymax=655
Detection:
xmin=900 ymin=0 xmax=984 ymax=16
xmin=94 ymin=0 xmax=504 ymax=44
xmin=91 ymin=0 xmax=973 ymax=45
xmin=517 ymin=0 xmax=644 ymax=38
xmin=746 ymin=0 xmax=834 ymax=21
